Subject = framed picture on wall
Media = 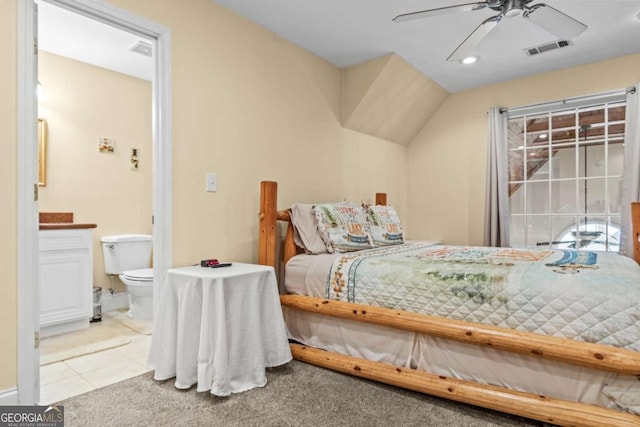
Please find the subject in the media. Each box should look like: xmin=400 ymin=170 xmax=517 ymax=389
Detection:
xmin=38 ymin=118 xmax=47 ymax=187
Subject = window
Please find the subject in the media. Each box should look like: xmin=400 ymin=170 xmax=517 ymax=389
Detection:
xmin=507 ymin=94 xmax=626 ymax=252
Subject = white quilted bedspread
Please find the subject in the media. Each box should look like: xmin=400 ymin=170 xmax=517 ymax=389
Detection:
xmin=326 ymin=242 xmax=640 ymax=351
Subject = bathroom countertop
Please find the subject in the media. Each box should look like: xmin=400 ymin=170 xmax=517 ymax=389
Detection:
xmin=39 ymin=211 xmax=97 ymax=230
xmin=39 ymin=223 xmax=97 ymax=230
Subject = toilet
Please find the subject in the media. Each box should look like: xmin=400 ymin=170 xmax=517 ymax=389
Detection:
xmin=101 ymin=234 xmax=153 ymax=320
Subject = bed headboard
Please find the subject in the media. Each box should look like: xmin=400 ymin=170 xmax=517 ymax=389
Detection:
xmin=632 ymin=202 xmax=640 ymax=264
xmin=258 ymin=180 xmax=388 ymax=269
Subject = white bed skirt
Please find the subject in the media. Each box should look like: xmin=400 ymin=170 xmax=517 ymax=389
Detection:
xmin=283 ymin=306 xmax=621 ymax=412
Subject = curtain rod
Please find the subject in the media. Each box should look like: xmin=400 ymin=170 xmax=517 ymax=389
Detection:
xmin=500 ymin=86 xmax=634 ymax=115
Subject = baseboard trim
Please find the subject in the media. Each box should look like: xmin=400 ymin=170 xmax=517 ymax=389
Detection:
xmin=0 ymin=387 xmax=18 ymax=405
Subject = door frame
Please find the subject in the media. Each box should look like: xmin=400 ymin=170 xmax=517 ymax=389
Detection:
xmin=17 ymin=0 xmax=172 ymax=404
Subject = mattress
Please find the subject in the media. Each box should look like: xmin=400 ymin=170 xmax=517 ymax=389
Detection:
xmin=289 ymin=242 xmax=640 ymax=351
xmin=282 ymin=242 xmax=640 ymax=414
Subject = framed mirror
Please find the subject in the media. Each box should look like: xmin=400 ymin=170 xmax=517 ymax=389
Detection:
xmin=38 ymin=118 xmax=47 ymax=187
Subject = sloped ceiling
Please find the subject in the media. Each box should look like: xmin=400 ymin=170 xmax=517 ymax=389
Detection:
xmin=342 ymin=54 xmax=448 ymax=145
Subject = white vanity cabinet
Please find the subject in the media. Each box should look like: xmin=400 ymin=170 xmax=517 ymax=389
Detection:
xmin=39 ymin=228 xmax=94 ymax=338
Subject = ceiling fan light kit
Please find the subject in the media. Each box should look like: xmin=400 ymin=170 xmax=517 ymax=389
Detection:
xmin=461 ymin=56 xmax=478 ymax=64
xmin=393 ymin=0 xmax=588 ymax=63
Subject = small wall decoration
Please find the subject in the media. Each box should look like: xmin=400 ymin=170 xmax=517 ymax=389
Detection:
xmin=38 ymin=118 xmax=47 ymax=187
xmin=98 ymin=137 xmax=114 ymax=153
xmin=131 ymin=148 xmax=139 ymax=170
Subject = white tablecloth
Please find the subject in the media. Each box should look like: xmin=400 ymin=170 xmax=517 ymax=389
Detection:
xmin=147 ymin=263 xmax=292 ymax=396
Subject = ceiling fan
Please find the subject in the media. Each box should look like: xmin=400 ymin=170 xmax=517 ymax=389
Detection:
xmin=393 ymin=0 xmax=587 ymax=62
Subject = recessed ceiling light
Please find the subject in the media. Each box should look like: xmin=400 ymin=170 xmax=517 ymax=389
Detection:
xmin=539 ymin=134 xmax=548 ymax=139
xmin=461 ymin=56 xmax=477 ymax=65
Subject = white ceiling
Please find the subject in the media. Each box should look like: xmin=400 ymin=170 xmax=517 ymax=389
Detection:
xmin=37 ymin=1 xmax=153 ymax=82
xmin=37 ymin=1 xmax=640 ymax=93
xmin=214 ymin=0 xmax=640 ymax=92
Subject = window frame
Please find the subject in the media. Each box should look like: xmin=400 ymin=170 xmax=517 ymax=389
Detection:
xmin=506 ymin=90 xmax=627 ymax=252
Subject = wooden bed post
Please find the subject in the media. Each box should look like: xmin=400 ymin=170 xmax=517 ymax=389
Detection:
xmin=259 ymin=181 xmax=277 ymax=268
xmin=632 ymin=202 xmax=640 ymax=264
xmin=375 ymin=193 xmax=387 ymax=205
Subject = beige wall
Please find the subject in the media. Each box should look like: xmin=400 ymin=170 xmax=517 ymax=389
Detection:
xmin=0 ymin=0 xmax=17 ymax=391
xmin=105 ymin=0 xmax=409 ymax=267
xmin=407 ymin=54 xmax=640 ymax=246
xmin=1 ymin=0 xmax=408 ymax=392
xmin=6 ymin=0 xmax=636 ymax=396
xmin=38 ymin=51 xmax=152 ymax=293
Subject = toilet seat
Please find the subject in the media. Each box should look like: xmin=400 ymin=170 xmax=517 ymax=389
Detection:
xmin=122 ymin=268 xmax=153 ymax=283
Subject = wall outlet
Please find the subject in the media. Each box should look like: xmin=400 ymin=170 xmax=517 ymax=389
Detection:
xmin=206 ymin=173 xmax=217 ymax=192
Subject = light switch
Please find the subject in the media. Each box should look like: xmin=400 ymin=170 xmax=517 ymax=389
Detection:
xmin=206 ymin=173 xmax=217 ymax=192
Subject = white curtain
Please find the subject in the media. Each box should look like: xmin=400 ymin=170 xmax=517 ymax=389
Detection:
xmin=483 ymin=107 xmax=510 ymax=247
xmin=620 ymin=85 xmax=640 ymax=258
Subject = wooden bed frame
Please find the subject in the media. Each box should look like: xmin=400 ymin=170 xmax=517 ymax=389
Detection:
xmin=258 ymin=181 xmax=640 ymax=427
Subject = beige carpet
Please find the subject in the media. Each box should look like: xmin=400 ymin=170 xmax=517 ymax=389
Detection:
xmin=59 ymin=360 xmax=543 ymax=427
xmin=40 ymin=310 xmax=151 ymax=365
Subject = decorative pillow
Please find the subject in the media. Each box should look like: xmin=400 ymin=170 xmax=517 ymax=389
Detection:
xmin=367 ymin=205 xmax=404 ymax=247
xmin=314 ymin=203 xmax=374 ymax=253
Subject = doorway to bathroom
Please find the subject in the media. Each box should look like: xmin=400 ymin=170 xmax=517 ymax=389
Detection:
xmin=17 ymin=0 xmax=172 ymax=405
xmin=37 ymin=1 xmax=153 ymax=404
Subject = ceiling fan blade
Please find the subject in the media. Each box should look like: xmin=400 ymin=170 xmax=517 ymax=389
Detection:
xmin=393 ymin=2 xmax=490 ymax=23
xmin=524 ymin=4 xmax=587 ymax=39
xmin=446 ymin=14 xmax=501 ymax=62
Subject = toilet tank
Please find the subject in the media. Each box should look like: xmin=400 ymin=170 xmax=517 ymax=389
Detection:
xmin=101 ymin=234 xmax=153 ymax=274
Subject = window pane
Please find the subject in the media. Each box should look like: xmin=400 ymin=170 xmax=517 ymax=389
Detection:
xmin=575 ymin=217 xmax=612 ymax=251
xmin=577 ymin=144 xmax=604 ymax=178
xmin=510 ymin=185 xmax=524 ymax=214
xmin=526 ymin=149 xmax=549 ymax=180
xmin=610 ymin=215 xmax=622 ymax=235
xmin=524 ymin=115 xmax=548 ymax=148
xmin=578 ymin=179 xmax=606 ymax=215
xmin=550 ymin=145 xmax=576 ymax=179
xmin=551 ymin=111 xmax=574 ymax=131
xmin=551 ymin=128 xmax=575 ymax=144
xmin=578 ymin=106 xmax=604 ymax=128
xmin=604 ymin=217 xmax=621 ymax=252
xmin=551 ymin=180 xmax=576 ymax=214
xmin=527 ymin=181 xmax=549 ymax=214
xmin=508 ymin=149 xmax=525 ymax=182
xmin=609 ymin=105 xmax=626 ymax=122
xmin=577 ymin=144 xmax=605 ymax=178
xmin=608 ymin=178 xmax=622 ymax=214
xmin=608 ymin=143 xmax=624 ymax=176
xmin=527 ymin=215 xmax=551 ymax=249
xmin=552 ymin=216 xmax=577 ymax=249
xmin=510 ymin=215 xmax=526 ymax=248
xmin=507 ymin=120 xmax=525 ymax=150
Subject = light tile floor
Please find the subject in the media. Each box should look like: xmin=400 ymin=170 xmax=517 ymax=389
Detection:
xmin=39 ymin=311 xmax=153 ymax=405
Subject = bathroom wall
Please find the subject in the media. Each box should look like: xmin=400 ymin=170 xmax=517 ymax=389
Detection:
xmin=38 ymin=51 xmax=152 ymax=293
